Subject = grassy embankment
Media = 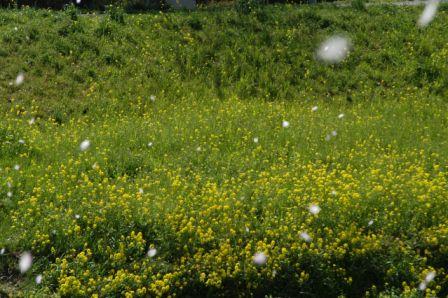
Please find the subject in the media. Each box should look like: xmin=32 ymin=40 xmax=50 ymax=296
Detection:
xmin=1 ymin=3 xmax=448 ymax=296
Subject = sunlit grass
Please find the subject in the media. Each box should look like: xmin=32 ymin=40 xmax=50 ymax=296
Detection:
xmin=0 ymin=3 xmax=448 ymax=297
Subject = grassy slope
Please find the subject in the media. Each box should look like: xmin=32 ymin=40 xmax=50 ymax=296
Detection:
xmin=0 ymin=3 xmax=448 ymax=297
xmin=1 ymin=4 xmax=448 ymax=115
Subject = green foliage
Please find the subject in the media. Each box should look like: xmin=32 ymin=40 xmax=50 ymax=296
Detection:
xmin=3 ymin=0 xmax=336 ymax=10
xmin=235 ymin=0 xmax=264 ymax=14
xmin=3 ymin=0 xmax=158 ymax=10
xmin=351 ymin=0 xmax=366 ymax=11
xmin=107 ymin=4 xmax=125 ymax=23
xmin=13 ymin=0 xmax=71 ymax=9
xmin=1 ymin=4 xmax=447 ymax=115
xmin=0 ymin=4 xmax=448 ymax=297
xmin=121 ymin=0 xmax=165 ymax=10
xmin=64 ymin=3 xmax=79 ymax=20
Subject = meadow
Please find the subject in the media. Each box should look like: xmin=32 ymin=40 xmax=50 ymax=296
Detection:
xmin=0 ymin=2 xmax=448 ymax=297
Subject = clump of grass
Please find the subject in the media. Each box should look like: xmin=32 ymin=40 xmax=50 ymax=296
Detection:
xmin=235 ymin=0 xmax=264 ymax=14
xmin=351 ymin=0 xmax=367 ymax=10
xmin=107 ymin=4 xmax=126 ymax=23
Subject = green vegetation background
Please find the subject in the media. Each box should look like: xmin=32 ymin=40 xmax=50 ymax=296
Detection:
xmin=0 ymin=3 xmax=448 ymax=297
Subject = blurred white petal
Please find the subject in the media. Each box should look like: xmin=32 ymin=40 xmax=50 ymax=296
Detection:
xmin=19 ymin=252 xmax=32 ymax=273
xmin=419 ymin=281 xmax=427 ymax=291
xmin=309 ymin=204 xmax=321 ymax=215
xmin=418 ymin=0 xmax=439 ymax=28
xmin=253 ymin=252 xmax=267 ymax=265
xmin=35 ymin=274 xmax=42 ymax=284
xmin=317 ymin=36 xmax=351 ymax=64
xmin=80 ymin=140 xmax=91 ymax=151
xmin=15 ymin=72 xmax=25 ymax=86
xmin=300 ymin=232 xmax=312 ymax=242
xmin=147 ymin=248 xmax=157 ymax=258
xmin=425 ymin=271 xmax=436 ymax=283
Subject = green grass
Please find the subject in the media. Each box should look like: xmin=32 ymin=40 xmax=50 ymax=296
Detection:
xmin=0 ymin=3 xmax=448 ymax=297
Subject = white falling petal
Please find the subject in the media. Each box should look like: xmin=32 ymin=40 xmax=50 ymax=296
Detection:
xmin=150 ymin=95 xmax=156 ymax=102
xmin=368 ymin=220 xmax=374 ymax=226
xmin=338 ymin=113 xmax=345 ymax=119
xmin=325 ymin=134 xmax=331 ymax=141
xmin=35 ymin=274 xmax=43 ymax=284
xmin=28 ymin=117 xmax=35 ymax=125
xmin=331 ymin=130 xmax=337 ymax=137
xmin=0 ymin=248 xmax=5 ymax=255
xmin=300 ymin=232 xmax=312 ymax=242
xmin=317 ymin=36 xmax=351 ymax=64
xmin=311 ymin=106 xmax=318 ymax=112
xmin=418 ymin=0 xmax=439 ymax=28
xmin=19 ymin=252 xmax=33 ymax=273
xmin=7 ymin=191 xmax=12 ymax=198
xmin=331 ymin=190 xmax=337 ymax=196
xmin=147 ymin=248 xmax=157 ymax=258
xmin=253 ymin=252 xmax=267 ymax=265
xmin=76 ymin=0 xmax=81 ymax=3
xmin=282 ymin=120 xmax=290 ymax=128
xmin=75 ymin=214 xmax=80 ymax=219
xmin=253 ymin=137 xmax=259 ymax=143
xmin=419 ymin=281 xmax=427 ymax=291
xmin=309 ymin=204 xmax=321 ymax=215
xmin=15 ymin=72 xmax=25 ymax=86
xmin=14 ymin=164 xmax=20 ymax=171
xmin=419 ymin=271 xmax=436 ymax=290
xmin=139 ymin=188 xmax=144 ymax=194
xmin=425 ymin=271 xmax=436 ymax=283
xmin=80 ymin=140 xmax=91 ymax=151
xmin=148 ymin=142 xmax=153 ymax=147
xmin=18 ymin=139 xmax=25 ymax=144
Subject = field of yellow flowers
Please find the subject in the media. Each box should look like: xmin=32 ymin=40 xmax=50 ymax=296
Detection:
xmin=1 ymin=3 xmax=448 ymax=297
